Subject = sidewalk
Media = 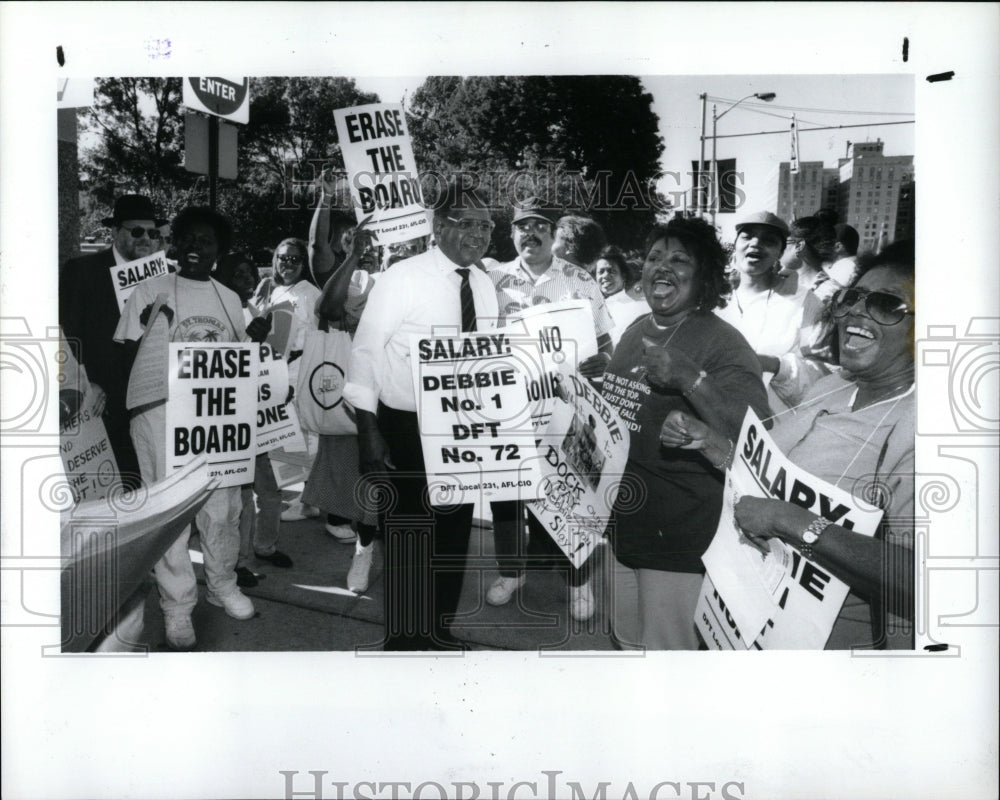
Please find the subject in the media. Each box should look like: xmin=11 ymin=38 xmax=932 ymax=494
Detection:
xmin=136 ymin=498 xmax=618 ymax=652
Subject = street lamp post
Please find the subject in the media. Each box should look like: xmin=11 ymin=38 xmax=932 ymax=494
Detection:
xmin=698 ymin=92 xmax=707 ymax=215
xmin=709 ymin=92 xmax=776 ymax=226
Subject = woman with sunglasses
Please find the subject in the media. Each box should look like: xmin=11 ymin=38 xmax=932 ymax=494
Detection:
xmin=250 ymin=239 xmax=323 ymax=522
xmin=660 ymin=240 xmax=916 ymax=649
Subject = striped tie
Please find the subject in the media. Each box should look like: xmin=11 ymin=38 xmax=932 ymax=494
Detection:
xmin=456 ymin=268 xmax=477 ymax=332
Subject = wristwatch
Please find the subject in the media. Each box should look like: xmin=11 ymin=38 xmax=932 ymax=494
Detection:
xmin=800 ymin=517 xmax=832 ymax=561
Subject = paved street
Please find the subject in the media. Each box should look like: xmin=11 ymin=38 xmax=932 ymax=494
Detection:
xmin=134 ymin=487 xmax=618 ymax=653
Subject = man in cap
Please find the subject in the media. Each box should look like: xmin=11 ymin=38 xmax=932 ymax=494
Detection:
xmin=60 ymin=194 xmax=169 ymax=490
xmin=486 ymin=196 xmax=615 ymax=621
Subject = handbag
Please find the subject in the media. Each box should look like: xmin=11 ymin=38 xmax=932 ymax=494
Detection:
xmin=295 ymin=328 xmax=357 ymax=435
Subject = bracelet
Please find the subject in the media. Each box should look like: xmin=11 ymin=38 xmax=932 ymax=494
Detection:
xmin=712 ymin=438 xmax=735 ymax=471
xmin=683 ymin=369 xmax=708 ymax=397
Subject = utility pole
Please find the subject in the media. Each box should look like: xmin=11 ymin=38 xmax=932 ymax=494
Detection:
xmin=698 ymin=93 xmax=707 ymax=216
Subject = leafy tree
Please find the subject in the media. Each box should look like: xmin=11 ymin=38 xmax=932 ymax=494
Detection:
xmin=77 ymin=76 xmax=380 ymax=260
xmin=407 ymin=75 xmax=669 ymax=251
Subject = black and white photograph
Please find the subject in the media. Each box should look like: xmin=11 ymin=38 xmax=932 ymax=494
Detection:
xmin=1 ymin=3 xmax=997 ymax=799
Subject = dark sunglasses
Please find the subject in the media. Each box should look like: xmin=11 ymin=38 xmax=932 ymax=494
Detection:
xmin=833 ymin=287 xmax=914 ymax=326
xmin=126 ymin=226 xmax=162 ymax=240
xmin=276 ymin=254 xmax=303 ymax=264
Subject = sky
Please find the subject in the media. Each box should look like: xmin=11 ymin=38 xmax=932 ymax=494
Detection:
xmin=354 ymin=74 xmax=914 ymax=241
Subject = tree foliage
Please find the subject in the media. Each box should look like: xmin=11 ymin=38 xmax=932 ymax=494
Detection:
xmin=78 ymin=76 xmax=378 ymax=259
xmin=407 ymin=75 xmax=669 ymax=252
xmin=75 ymin=75 xmax=669 ymax=262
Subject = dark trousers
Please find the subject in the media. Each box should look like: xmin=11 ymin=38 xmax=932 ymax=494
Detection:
xmin=106 ymin=394 xmax=141 ymax=491
xmin=490 ymin=500 xmax=590 ymax=587
xmin=378 ymin=403 xmax=472 ymax=650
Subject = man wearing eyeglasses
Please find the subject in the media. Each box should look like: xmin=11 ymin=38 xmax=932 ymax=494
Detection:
xmin=60 ymin=194 xmax=169 ymax=490
xmin=344 ymin=179 xmax=500 ymax=650
xmin=486 ymin=196 xmax=615 ymax=622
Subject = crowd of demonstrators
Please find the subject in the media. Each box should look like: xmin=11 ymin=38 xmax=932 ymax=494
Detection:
xmin=486 ymin=197 xmax=615 ymax=622
xmin=600 ymin=217 xmax=771 ymax=648
xmin=63 ymin=181 xmax=914 ymax=652
xmin=661 ymin=240 xmax=916 ymax=648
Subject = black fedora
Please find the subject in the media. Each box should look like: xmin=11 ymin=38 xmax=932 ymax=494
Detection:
xmin=101 ymin=194 xmax=167 ymax=227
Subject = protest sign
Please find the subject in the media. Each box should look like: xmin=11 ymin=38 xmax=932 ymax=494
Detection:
xmin=695 ymin=408 xmax=884 ymax=650
xmin=165 ymin=343 xmax=257 ymax=487
xmin=410 ymin=331 xmax=542 ymax=507
xmin=527 ymin=373 xmax=630 ymax=569
xmin=333 ymin=103 xmax=431 ymax=246
xmin=59 ymin=387 xmax=120 ymax=504
xmin=110 ymin=250 xmax=169 ymax=312
xmin=500 ymin=300 xmax=597 ymax=433
xmin=255 ymin=343 xmax=306 ymax=453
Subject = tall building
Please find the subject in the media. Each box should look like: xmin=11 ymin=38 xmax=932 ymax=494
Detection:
xmin=775 ymin=140 xmax=914 ymax=252
xmin=837 ymin=140 xmax=914 ymax=251
xmin=776 ymin=161 xmax=838 ymax=222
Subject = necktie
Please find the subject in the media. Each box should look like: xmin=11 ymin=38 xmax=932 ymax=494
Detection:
xmin=456 ymin=268 xmax=477 ymax=332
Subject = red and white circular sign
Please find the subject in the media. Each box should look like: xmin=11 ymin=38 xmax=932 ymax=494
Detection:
xmin=183 ymin=77 xmax=250 ymax=124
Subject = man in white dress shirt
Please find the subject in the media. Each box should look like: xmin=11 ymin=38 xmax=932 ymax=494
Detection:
xmin=344 ymin=180 xmax=499 ymax=650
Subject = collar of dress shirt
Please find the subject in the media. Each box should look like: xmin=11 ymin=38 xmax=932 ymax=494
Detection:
xmin=433 ymin=245 xmax=475 ymax=274
xmin=112 ymin=244 xmax=128 ymax=266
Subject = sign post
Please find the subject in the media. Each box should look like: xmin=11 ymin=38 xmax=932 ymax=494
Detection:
xmin=183 ymin=77 xmax=249 ymax=210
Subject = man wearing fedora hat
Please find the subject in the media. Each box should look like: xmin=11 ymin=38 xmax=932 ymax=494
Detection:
xmin=60 ymin=194 xmax=169 ymax=490
xmin=486 ymin=196 xmax=615 ymax=622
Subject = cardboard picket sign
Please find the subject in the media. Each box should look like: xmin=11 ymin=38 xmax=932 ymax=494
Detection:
xmin=110 ymin=251 xmax=170 ymax=312
xmin=333 ymin=102 xmax=431 ymax=246
xmin=255 ymin=343 xmax=306 ymax=454
xmin=164 ymin=343 xmax=258 ymax=488
xmin=695 ymin=408 xmax=884 ymax=650
xmin=59 ymin=388 xmax=121 ymax=504
xmin=527 ymin=375 xmax=630 ymax=569
xmin=409 ymin=331 xmax=542 ymax=507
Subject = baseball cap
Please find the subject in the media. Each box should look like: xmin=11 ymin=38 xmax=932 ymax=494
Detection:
xmin=511 ymin=196 xmax=556 ymax=225
xmin=734 ymin=210 xmax=789 ymax=239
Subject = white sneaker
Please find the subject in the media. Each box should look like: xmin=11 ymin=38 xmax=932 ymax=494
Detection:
xmin=325 ymin=522 xmax=358 ymax=543
xmin=207 ymin=589 xmax=256 ymax=620
xmin=570 ymin=581 xmax=595 ymax=621
xmin=164 ymin=614 xmax=196 ymax=650
xmin=281 ymin=502 xmax=320 ymax=522
xmin=486 ymin=575 xmax=526 ymax=606
xmin=347 ymin=542 xmax=374 ymax=593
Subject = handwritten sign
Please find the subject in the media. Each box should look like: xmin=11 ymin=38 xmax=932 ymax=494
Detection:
xmin=60 ymin=389 xmax=120 ymax=504
xmin=111 ymin=251 xmax=169 ymax=312
xmin=165 ymin=343 xmax=258 ymax=487
xmin=333 ymin=103 xmax=431 ymax=246
xmin=500 ymin=300 xmax=597 ymax=433
xmin=695 ymin=408 xmax=884 ymax=650
xmin=410 ymin=331 xmax=541 ymax=507
xmin=527 ymin=374 xmax=630 ymax=569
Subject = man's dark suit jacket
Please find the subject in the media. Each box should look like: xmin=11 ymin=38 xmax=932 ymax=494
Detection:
xmin=60 ymin=247 xmax=140 ymax=484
